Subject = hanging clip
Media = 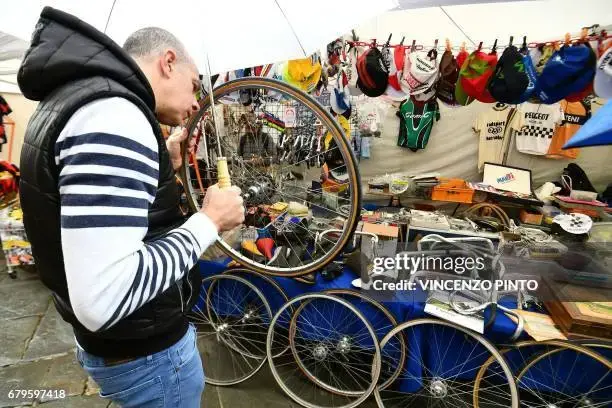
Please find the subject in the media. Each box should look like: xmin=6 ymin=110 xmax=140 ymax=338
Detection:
xmin=509 ymin=36 xmax=514 ymax=47
xmin=400 ymin=36 xmax=405 ymax=46
xmin=477 ymin=41 xmax=483 ymax=51
xmin=492 ymin=39 xmax=498 ymax=53
xmin=580 ymin=27 xmax=588 ymax=42
xmin=385 ymin=33 xmax=392 ymax=46
xmin=434 ymin=39 xmax=439 ymax=50
xmin=521 ymin=36 xmax=527 ymax=52
xmin=411 ymin=39 xmax=416 ymax=52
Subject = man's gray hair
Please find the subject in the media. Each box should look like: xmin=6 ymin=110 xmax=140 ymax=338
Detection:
xmin=123 ymin=27 xmax=188 ymax=62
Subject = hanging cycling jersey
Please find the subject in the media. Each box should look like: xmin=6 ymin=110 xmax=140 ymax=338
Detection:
xmin=397 ymin=97 xmax=441 ymax=151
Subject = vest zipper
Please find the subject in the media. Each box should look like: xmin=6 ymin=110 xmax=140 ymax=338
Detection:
xmin=177 ymin=281 xmax=184 ymax=313
xmin=185 ymin=274 xmax=193 ymax=311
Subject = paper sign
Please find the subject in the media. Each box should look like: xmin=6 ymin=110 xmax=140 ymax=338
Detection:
xmin=509 ymin=310 xmax=567 ymax=342
xmin=424 ymin=291 xmax=485 ymax=334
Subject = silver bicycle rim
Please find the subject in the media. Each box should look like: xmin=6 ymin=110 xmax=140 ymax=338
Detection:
xmin=374 ymin=318 xmax=519 ymax=408
xmin=266 ymin=293 xmax=382 ymax=408
xmin=188 ymin=274 xmax=271 ymax=386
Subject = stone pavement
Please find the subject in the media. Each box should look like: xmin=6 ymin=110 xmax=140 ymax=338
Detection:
xmin=0 ymin=260 xmax=298 ymax=408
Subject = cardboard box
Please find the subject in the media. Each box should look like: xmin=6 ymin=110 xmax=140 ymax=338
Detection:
xmin=360 ymin=222 xmax=399 ymax=259
xmin=520 ymin=208 xmax=543 ymax=225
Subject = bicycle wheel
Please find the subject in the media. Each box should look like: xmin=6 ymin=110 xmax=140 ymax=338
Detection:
xmin=267 ymin=293 xmax=381 ymax=408
xmin=222 ymin=267 xmax=290 ymax=357
xmin=289 ymin=289 xmax=405 ymax=395
xmin=187 ymin=274 xmax=271 ymax=386
xmin=515 ymin=340 xmax=611 ymax=407
xmin=180 ymin=77 xmax=361 ymax=277
xmin=474 ymin=340 xmax=612 ymax=407
xmin=375 ymin=318 xmax=519 ymax=408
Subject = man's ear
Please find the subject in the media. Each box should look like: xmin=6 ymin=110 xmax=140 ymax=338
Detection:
xmin=160 ymin=49 xmax=178 ymax=78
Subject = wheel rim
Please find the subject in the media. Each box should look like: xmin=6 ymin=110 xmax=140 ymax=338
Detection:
xmin=267 ymin=293 xmax=381 ymax=408
xmin=375 ymin=318 xmax=519 ymax=408
xmin=222 ymin=268 xmax=290 ymax=358
xmin=188 ymin=274 xmax=271 ymax=386
xmin=288 ymin=289 xmax=405 ymax=395
xmin=180 ymin=77 xmax=361 ymax=277
xmin=515 ymin=341 xmax=612 ymax=408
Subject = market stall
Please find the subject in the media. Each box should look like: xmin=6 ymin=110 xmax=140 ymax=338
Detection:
xmin=3 ymin=1 xmax=612 ymax=407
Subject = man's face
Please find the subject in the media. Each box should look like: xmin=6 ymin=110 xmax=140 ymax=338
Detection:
xmin=156 ymin=51 xmax=200 ymax=126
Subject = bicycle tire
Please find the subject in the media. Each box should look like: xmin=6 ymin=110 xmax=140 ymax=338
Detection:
xmin=180 ymin=77 xmax=362 ymax=277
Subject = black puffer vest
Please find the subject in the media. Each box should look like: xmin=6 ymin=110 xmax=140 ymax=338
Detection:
xmin=17 ymin=6 xmax=201 ymax=357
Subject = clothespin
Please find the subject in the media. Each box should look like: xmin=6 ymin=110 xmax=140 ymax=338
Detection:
xmin=400 ymin=36 xmax=405 ymax=46
xmin=564 ymin=32 xmax=571 ymax=46
xmin=411 ymin=39 xmax=416 ymax=52
xmin=385 ymin=33 xmax=392 ymax=46
xmin=434 ymin=39 xmax=439 ymax=50
xmin=580 ymin=27 xmax=588 ymax=43
xmin=521 ymin=36 xmax=527 ymax=52
xmin=477 ymin=41 xmax=483 ymax=51
xmin=492 ymin=39 xmax=498 ymax=53
xmin=461 ymin=42 xmax=466 ymax=53
xmin=509 ymin=36 xmax=514 ymax=47
xmin=445 ymin=38 xmax=451 ymax=52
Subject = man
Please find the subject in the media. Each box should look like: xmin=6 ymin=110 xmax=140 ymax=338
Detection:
xmin=17 ymin=7 xmax=244 ymax=407
xmin=237 ymin=112 xmax=276 ymax=161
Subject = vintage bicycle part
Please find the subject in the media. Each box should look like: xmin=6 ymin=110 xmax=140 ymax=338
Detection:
xmin=375 ymin=318 xmax=519 ymax=408
xmin=187 ymin=274 xmax=272 ymax=386
xmin=288 ymin=289 xmax=405 ymax=395
xmin=266 ymin=293 xmax=381 ymax=408
xmin=222 ymin=267 xmax=290 ymax=357
xmin=473 ymin=340 xmax=612 ymax=408
xmin=180 ymin=77 xmax=362 ymax=277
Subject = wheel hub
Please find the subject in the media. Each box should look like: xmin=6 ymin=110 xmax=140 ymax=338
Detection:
xmin=241 ymin=308 xmax=258 ymax=323
xmin=429 ymin=378 xmax=448 ymax=398
xmin=216 ymin=323 xmax=229 ymax=333
xmin=312 ymin=344 xmax=328 ymax=361
xmin=336 ymin=336 xmax=352 ymax=355
xmin=578 ymin=400 xmax=594 ymax=408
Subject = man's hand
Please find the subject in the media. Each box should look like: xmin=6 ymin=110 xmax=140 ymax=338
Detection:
xmin=201 ymin=184 xmax=245 ymax=232
xmin=166 ymin=128 xmax=196 ymax=170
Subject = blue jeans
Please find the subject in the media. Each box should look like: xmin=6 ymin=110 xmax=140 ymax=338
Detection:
xmin=76 ymin=323 xmax=205 ymax=407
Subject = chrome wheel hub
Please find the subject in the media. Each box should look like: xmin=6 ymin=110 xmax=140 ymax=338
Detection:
xmin=429 ymin=378 xmax=448 ymax=398
xmin=312 ymin=344 xmax=328 ymax=361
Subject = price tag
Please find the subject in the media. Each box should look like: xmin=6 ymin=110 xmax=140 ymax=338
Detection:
xmin=284 ymin=107 xmax=296 ymax=128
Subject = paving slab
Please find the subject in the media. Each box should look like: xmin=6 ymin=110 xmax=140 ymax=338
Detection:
xmin=38 ymin=395 xmax=109 ymax=408
xmin=38 ymin=353 xmax=87 ymax=403
xmin=201 ymin=384 xmax=222 ymax=408
xmin=0 ymin=316 xmax=40 ymax=366
xmin=0 ymin=359 xmax=53 ymax=407
xmin=24 ymin=304 xmax=75 ymax=361
xmin=0 ymin=280 xmax=50 ymax=320
xmin=216 ymin=366 xmax=298 ymax=408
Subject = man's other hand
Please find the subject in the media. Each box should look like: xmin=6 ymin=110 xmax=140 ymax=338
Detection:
xmin=201 ymin=184 xmax=245 ymax=232
xmin=166 ymin=128 xmax=196 ymax=170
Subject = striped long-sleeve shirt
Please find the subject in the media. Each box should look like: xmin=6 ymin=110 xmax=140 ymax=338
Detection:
xmin=55 ymin=97 xmax=218 ymax=333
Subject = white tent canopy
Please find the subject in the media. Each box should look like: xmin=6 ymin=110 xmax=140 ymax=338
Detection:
xmin=0 ymin=32 xmax=28 ymax=94
xmin=1 ymin=0 xmax=611 ymax=94
xmin=353 ymin=0 xmax=612 ymax=51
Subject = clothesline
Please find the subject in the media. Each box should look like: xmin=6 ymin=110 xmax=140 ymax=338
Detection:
xmin=345 ymin=30 xmax=610 ymax=53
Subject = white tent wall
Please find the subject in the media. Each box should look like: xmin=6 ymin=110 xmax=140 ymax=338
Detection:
xmin=348 ymin=0 xmax=612 ymax=193
xmin=356 ymin=100 xmax=612 ymax=194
